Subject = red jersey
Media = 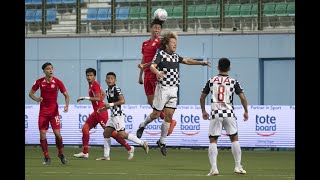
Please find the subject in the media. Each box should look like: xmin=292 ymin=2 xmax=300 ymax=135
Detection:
xmin=141 ymin=37 xmax=160 ymax=72
xmin=32 ymin=77 xmax=66 ymax=116
xmin=88 ymin=81 xmax=104 ymax=112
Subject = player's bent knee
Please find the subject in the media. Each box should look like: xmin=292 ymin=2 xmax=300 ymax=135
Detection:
xmin=118 ymin=130 xmax=128 ymax=139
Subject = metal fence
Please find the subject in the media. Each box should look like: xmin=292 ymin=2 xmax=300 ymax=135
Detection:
xmin=25 ymin=0 xmax=295 ymax=36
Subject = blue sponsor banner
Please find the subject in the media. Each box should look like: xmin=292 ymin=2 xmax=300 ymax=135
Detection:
xmin=25 ymin=105 xmax=295 ymax=148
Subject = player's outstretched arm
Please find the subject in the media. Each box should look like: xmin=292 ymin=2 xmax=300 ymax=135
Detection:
xmin=181 ymin=58 xmax=211 ymax=67
xmin=77 ymin=96 xmax=89 ymax=102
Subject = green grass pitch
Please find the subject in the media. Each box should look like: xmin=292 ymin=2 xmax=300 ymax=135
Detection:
xmin=25 ymin=146 xmax=294 ymax=180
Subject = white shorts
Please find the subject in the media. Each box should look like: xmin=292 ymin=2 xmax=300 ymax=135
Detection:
xmin=152 ymin=83 xmax=178 ymax=110
xmin=106 ymin=115 xmax=125 ymax=131
xmin=208 ymin=117 xmax=238 ymax=137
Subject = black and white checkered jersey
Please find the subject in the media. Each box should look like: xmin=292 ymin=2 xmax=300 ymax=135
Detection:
xmin=202 ymin=74 xmax=244 ymax=119
xmin=152 ymin=49 xmax=183 ymax=86
xmin=106 ymin=85 xmax=125 ymax=117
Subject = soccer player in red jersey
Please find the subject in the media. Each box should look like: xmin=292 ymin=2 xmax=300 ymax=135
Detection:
xmin=136 ymin=18 xmax=176 ymax=138
xmin=74 ymin=68 xmax=134 ymax=160
xmin=28 ymin=62 xmax=69 ymax=165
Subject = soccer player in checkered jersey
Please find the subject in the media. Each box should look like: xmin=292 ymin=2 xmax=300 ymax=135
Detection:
xmin=97 ymin=72 xmax=149 ymax=160
xmin=28 ymin=62 xmax=69 ymax=165
xmin=136 ymin=19 xmax=177 ymax=139
xmin=144 ymin=31 xmax=211 ymax=156
xmin=74 ymin=68 xmax=134 ymax=160
xmin=200 ymin=58 xmax=248 ymax=176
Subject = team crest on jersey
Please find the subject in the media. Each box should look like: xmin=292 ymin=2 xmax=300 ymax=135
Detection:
xmin=51 ymin=84 xmax=55 ymax=88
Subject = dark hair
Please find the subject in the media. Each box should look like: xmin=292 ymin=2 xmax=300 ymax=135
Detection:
xmin=150 ymin=18 xmax=164 ymax=28
xmin=42 ymin=62 xmax=52 ymax=70
xmin=218 ymin=58 xmax=230 ymax=72
xmin=85 ymin=68 xmax=96 ymax=76
xmin=160 ymin=31 xmax=177 ymax=50
xmin=107 ymin=72 xmax=116 ymax=79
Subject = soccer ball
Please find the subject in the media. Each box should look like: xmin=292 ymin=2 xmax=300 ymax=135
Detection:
xmin=154 ymin=8 xmax=168 ymax=21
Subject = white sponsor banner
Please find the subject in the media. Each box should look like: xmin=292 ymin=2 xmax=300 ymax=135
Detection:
xmin=25 ymin=105 xmax=295 ymax=148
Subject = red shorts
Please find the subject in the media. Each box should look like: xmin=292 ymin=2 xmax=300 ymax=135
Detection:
xmin=144 ymin=71 xmax=157 ymax=96
xmin=38 ymin=112 xmax=61 ymax=131
xmin=85 ymin=111 xmax=109 ymax=129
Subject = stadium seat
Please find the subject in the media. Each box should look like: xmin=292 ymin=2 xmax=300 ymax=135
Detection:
xmin=239 ymin=4 xmax=256 ymax=30
xmin=274 ymin=3 xmax=287 ymax=16
xmin=117 ymin=7 xmax=130 ymax=20
xmin=194 ymin=5 xmax=207 ymax=18
xmin=251 ymin=4 xmax=258 ymax=16
xmin=52 ymin=0 xmax=62 ymax=4
xmin=239 ymin=4 xmax=252 ymax=17
xmin=35 ymin=10 xmax=42 ymax=23
xmin=46 ymin=0 xmax=54 ymax=4
xmin=206 ymin=5 xmax=219 ymax=18
xmin=62 ymin=0 xmax=76 ymax=4
xmin=97 ymin=8 xmax=111 ymax=21
xmin=171 ymin=5 xmax=183 ymax=18
xmin=25 ymin=9 xmax=37 ymax=23
xmin=32 ymin=0 xmax=42 ymax=5
xmin=262 ymin=3 xmax=277 ymax=27
xmin=167 ymin=5 xmax=182 ymax=29
xmin=46 ymin=9 xmax=57 ymax=23
xmin=225 ymin=4 xmax=241 ymax=17
xmin=286 ymin=2 xmax=295 ymax=16
xmin=187 ymin=5 xmax=196 ymax=18
xmin=116 ymin=7 xmax=130 ymax=31
xmin=129 ymin=6 xmax=141 ymax=20
xmin=25 ymin=0 xmax=33 ymax=5
xmin=140 ymin=6 xmax=146 ymax=19
xmin=263 ymin=3 xmax=276 ymax=16
xmin=32 ymin=9 xmax=58 ymax=23
xmin=87 ymin=8 xmax=98 ymax=21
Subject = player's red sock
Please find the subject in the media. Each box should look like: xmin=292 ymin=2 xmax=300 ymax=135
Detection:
xmin=55 ymin=137 xmax=63 ymax=155
xmin=82 ymin=125 xmax=90 ymax=154
xmin=40 ymin=139 xmax=49 ymax=158
xmin=82 ymin=134 xmax=89 ymax=154
xmin=111 ymin=131 xmax=131 ymax=151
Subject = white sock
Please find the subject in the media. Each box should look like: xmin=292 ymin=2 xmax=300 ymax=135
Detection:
xmin=103 ymin=138 xmax=111 ymax=157
xmin=141 ymin=115 xmax=154 ymax=127
xmin=127 ymin=134 xmax=143 ymax=145
xmin=160 ymin=121 xmax=170 ymax=144
xmin=231 ymin=141 xmax=241 ymax=168
xmin=208 ymin=143 xmax=218 ymax=170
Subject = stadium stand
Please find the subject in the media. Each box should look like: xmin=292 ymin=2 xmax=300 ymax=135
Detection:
xmin=25 ymin=0 xmax=295 ymax=35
